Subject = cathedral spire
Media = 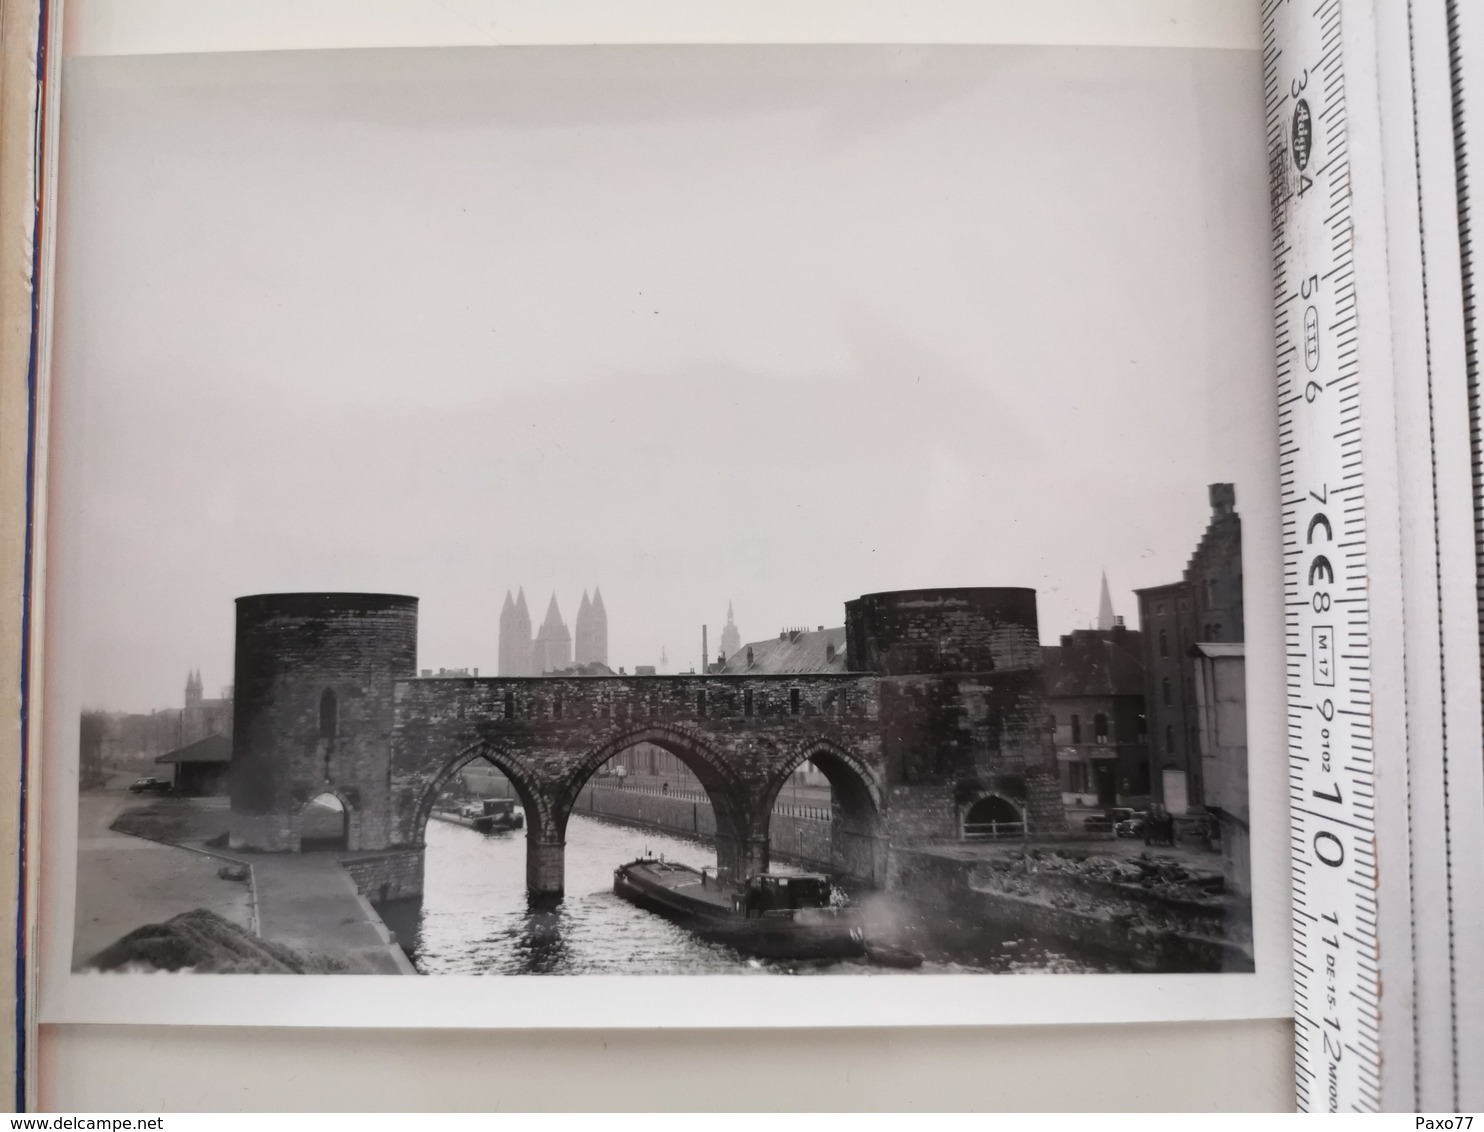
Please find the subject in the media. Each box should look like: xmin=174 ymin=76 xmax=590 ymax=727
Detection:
xmin=576 ymin=586 xmax=608 ymax=666
xmin=541 ymin=592 xmax=564 ymax=631
xmin=1096 ymin=570 xmax=1116 ymax=631
xmin=498 ymin=590 xmax=519 ymax=676
xmin=533 ymin=592 xmax=572 ymax=674
xmin=720 ymin=599 xmax=741 ymax=660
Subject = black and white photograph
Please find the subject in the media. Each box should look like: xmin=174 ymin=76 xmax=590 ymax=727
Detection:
xmin=42 ymin=42 xmax=1281 ymax=1017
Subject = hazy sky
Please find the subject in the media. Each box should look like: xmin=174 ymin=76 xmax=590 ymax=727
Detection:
xmin=54 ymin=45 xmax=1269 ymax=711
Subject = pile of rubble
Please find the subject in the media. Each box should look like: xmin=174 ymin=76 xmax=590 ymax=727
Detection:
xmin=86 ymin=908 xmax=346 ymax=975
xmin=970 ymin=849 xmax=1249 ymax=948
xmin=1015 ymin=850 xmax=1225 ymax=903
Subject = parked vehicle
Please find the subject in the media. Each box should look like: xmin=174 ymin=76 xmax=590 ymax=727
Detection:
xmin=1115 ymin=811 xmax=1148 ymax=839
xmin=128 ymin=777 xmax=172 ymax=795
xmin=1082 ymin=806 xmax=1135 ymax=834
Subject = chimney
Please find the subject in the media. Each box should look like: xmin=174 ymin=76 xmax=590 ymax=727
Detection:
xmin=473 ymin=668 xmax=479 ymax=677
xmin=1209 ymin=482 xmax=1236 ymax=516
xmin=702 ymin=625 xmax=708 ymax=675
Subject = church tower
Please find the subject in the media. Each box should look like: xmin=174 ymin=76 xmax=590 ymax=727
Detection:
xmin=1096 ymin=570 xmax=1116 ymax=631
xmin=719 ymin=600 xmax=740 ymax=661
xmin=575 ymin=591 xmax=595 ymax=664
xmin=499 ymin=590 xmax=529 ymax=676
xmin=184 ymin=669 xmax=202 ymax=709
xmin=533 ymin=593 xmax=572 ymax=674
xmin=510 ymin=588 xmax=534 ymax=675
xmin=575 ymin=589 xmax=608 ymax=666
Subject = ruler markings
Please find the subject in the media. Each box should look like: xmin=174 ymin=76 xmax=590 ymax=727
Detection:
xmin=1267 ymin=0 xmax=1382 ymax=1109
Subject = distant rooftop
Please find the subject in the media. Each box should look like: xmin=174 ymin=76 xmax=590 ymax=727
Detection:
xmin=155 ymin=733 xmax=232 ymax=765
xmin=1190 ymin=642 xmax=1244 ymax=659
xmin=1041 ymin=627 xmax=1145 ymax=698
xmin=718 ymin=626 xmax=848 ymax=674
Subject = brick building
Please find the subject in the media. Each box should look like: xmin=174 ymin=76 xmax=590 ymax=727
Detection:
xmin=1041 ymin=622 xmax=1149 ymax=809
xmin=155 ymin=732 xmax=232 ymax=796
xmin=1135 ymin=483 xmax=1245 ymax=813
xmin=1191 ymin=641 xmax=1249 ymax=894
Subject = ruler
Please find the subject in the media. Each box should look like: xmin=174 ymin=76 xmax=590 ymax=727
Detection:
xmin=1266 ymin=0 xmax=1383 ymax=1112
xmin=1269 ymin=0 xmax=1484 ymax=1112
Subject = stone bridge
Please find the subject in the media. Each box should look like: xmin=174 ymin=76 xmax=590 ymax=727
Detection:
xmin=228 ymin=589 xmax=1065 ymax=899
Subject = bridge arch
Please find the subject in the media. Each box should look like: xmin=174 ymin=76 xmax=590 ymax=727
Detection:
xmin=297 ymin=789 xmax=357 ymax=851
xmin=411 ymin=741 xmax=553 ymax=845
xmin=762 ymin=739 xmax=884 ymax=815
xmin=761 ymin=738 xmax=886 ymax=887
xmin=961 ymin=792 xmax=1025 ymax=841
xmin=558 ymin=723 xmax=760 ymax=886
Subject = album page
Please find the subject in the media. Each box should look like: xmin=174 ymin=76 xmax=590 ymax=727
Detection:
xmin=37 ymin=39 xmax=1287 ymax=1033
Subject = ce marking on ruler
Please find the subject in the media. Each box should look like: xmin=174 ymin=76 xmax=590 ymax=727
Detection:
xmin=1268 ymin=0 xmax=1382 ymax=1112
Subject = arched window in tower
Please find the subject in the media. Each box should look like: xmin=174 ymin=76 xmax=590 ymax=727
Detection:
xmin=1162 ymin=677 xmax=1172 ymax=707
xmin=318 ymin=689 xmax=337 ymax=739
xmin=1158 ymin=628 xmax=1169 ymax=658
xmin=1165 ymin=724 xmax=1175 ymax=753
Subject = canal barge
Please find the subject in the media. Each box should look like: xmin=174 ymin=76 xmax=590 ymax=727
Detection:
xmin=432 ymin=798 xmax=524 ymax=834
xmin=613 ymin=857 xmax=865 ymax=960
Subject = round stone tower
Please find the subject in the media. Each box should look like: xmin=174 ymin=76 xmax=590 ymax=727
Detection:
xmin=843 ymin=587 xmax=1040 ymax=675
xmin=229 ymin=592 xmax=418 ymax=852
xmin=843 ymin=587 xmax=1064 ymax=845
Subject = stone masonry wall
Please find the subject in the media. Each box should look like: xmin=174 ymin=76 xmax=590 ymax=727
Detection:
xmin=576 ymin=784 xmax=838 ymax=874
xmin=845 ymin=588 xmax=1042 ymax=676
xmin=877 ymin=670 xmax=1066 ymax=839
xmin=387 ymin=673 xmax=884 ymax=859
xmin=230 ymin=593 xmax=417 ymax=852
xmin=340 ymin=848 xmax=426 ymax=904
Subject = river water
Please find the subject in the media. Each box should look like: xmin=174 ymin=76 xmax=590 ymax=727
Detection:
xmin=378 ymin=813 xmax=1106 ymax=975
